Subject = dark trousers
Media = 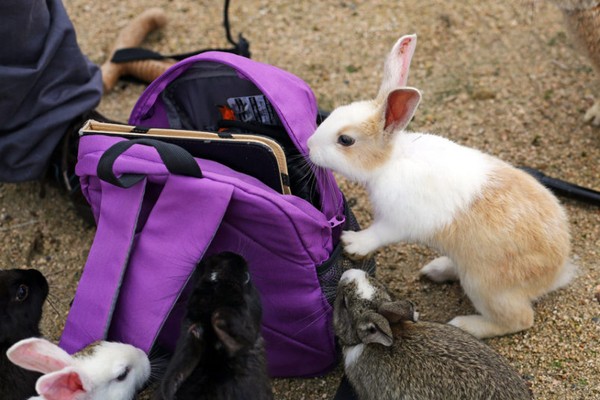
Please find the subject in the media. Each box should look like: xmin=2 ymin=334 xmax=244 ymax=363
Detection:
xmin=0 ymin=0 xmax=102 ymax=182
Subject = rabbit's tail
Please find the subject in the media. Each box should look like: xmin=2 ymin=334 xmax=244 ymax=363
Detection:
xmin=549 ymin=260 xmax=578 ymax=292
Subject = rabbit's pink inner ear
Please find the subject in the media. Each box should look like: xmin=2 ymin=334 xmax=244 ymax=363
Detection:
xmin=36 ymin=369 xmax=86 ymax=400
xmin=384 ymin=88 xmax=422 ymax=134
xmin=393 ymin=35 xmax=416 ymax=87
xmin=7 ymin=339 xmax=72 ymax=374
xmin=378 ymin=34 xmax=417 ymax=99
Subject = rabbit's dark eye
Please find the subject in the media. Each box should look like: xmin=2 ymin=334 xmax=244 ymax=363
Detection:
xmin=116 ymin=366 xmax=130 ymax=382
xmin=337 ymin=134 xmax=355 ymax=147
xmin=15 ymin=285 xmax=29 ymax=302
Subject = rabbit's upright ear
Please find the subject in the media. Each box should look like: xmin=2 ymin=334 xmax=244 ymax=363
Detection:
xmin=357 ymin=312 xmax=394 ymax=347
xmin=35 ymin=367 xmax=87 ymax=400
xmin=378 ymin=300 xmax=419 ymax=323
xmin=377 ymin=34 xmax=418 ymax=99
xmin=161 ymin=323 xmax=205 ymax=400
xmin=212 ymin=309 xmax=252 ymax=357
xmin=7 ymin=338 xmax=74 ymax=374
xmin=383 ymin=87 xmax=421 ymax=134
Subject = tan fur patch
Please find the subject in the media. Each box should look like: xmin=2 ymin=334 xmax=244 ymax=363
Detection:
xmin=340 ymin=104 xmax=394 ymax=171
xmin=432 ymin=161 xmax=571 ymax=303
xmin=77 ymin=340 xmax=103 ymax=357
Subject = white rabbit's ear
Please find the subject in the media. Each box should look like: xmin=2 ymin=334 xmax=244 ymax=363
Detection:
xmin=7 ymin=338 xmax=74 ymax=374
xmin=377 ymin=34 xmax=417 ymax=99
xmin=384 ymin=87 xmax=421 ymax=134
xmin=35 ymin=367 xmax=88 ymax=400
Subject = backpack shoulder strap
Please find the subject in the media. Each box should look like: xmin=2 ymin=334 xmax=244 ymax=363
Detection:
xmin=59 ymin=178 xmax=147 ymax=353
xmin=60 ymin=139 xmax=234 ymax=354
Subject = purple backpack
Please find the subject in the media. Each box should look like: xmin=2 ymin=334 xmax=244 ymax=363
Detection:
xmin=60 ymin=52 xmax=374 ymax=377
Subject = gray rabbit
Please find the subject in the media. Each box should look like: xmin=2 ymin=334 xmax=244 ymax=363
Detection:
xmin=333 ymin=269 xmax=532 ymax=400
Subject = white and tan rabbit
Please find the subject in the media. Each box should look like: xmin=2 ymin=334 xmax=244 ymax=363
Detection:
xmin=334 ymin=269 xmax=532 ymax=400
xmin=546 ymin=0 xmax=600 ymax=125
xmin=307 ymin=34 xmax=574 ymax=339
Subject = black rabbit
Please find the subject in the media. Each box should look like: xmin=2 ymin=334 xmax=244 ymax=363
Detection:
xmin=156 ymin=252 xmax=273 ymax=400
xmin=0 ymin=268 xmax=49 ymax=400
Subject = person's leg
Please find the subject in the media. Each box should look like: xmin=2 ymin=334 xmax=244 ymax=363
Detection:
xmin=0 ymin=0 xmax=102 ymax=182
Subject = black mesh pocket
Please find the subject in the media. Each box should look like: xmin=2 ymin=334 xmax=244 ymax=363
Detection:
xmin=316 ymin=202 xmax=376 ymax=306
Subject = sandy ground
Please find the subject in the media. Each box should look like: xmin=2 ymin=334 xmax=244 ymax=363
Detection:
xmin=1 ymin=0 xmax=599 ymax=398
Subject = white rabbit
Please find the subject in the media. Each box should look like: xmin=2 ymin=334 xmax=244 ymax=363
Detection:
xmin=7 ymin=337 xmax=150 ymax=400
xmin=307 ymin=34 xmax=575 ymax=339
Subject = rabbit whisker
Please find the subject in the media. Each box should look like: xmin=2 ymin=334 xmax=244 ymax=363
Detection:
xmin=291 ymin=309 xmax=329 ymax=337
xmin=44 ymin=294 xmax=62 ymax=317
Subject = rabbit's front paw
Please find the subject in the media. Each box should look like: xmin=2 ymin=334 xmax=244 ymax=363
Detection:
xmin=584 ymin=100 xmax=600 ymax=126
xmin=341 ymin=230 xmax=378 ymax=258
xmin=420 ymin=256 xmax=459 ymax=282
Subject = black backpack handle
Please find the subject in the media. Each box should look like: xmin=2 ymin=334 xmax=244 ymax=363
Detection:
xmin=98 ymin=138 xmax=203 ymax=188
